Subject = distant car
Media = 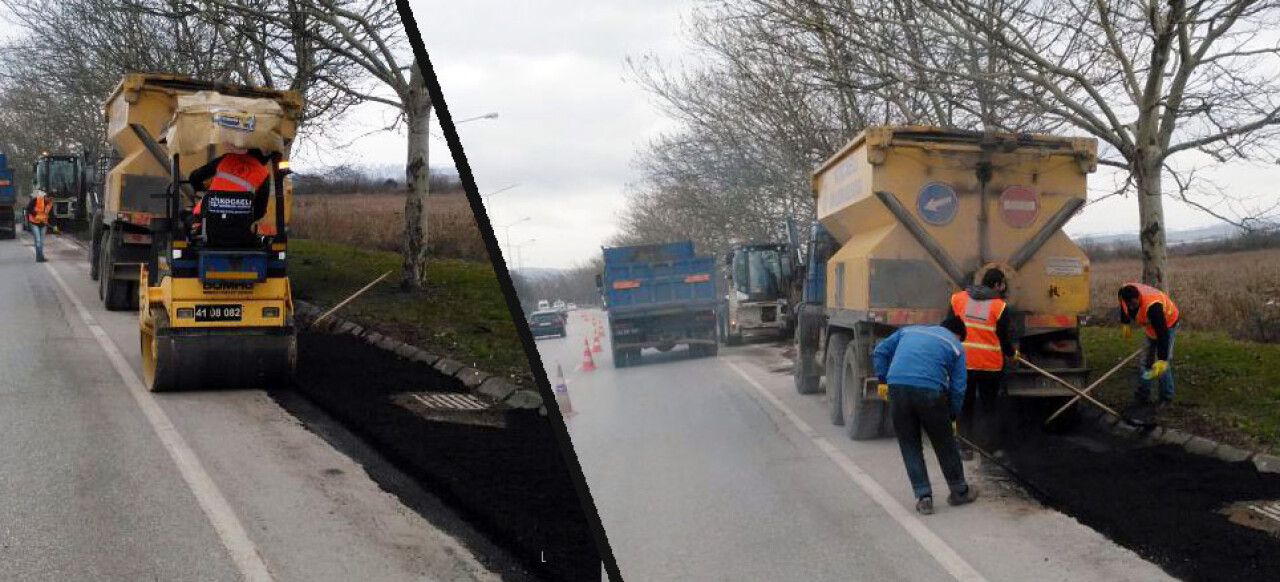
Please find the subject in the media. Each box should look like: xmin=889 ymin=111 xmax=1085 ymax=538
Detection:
xmin=529 ymin=310 xmax=566 ymax=338
xmin=553 ymin=300 xmax=566 ymax=313
xmin=567 ymin=303 xmax=578 ymax=311
xmin=537 ymin=300 xmax=551 ymax=311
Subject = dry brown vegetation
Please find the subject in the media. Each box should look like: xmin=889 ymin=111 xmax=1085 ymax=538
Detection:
xmin=1089 ymin=248 xmax=1280 ymax=342
xmin=291 ymin=191 xmax=489 ymax=261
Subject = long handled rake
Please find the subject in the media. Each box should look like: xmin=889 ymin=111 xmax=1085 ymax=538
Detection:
xmin=1017 ymin=349 xmax=1149 ymax=427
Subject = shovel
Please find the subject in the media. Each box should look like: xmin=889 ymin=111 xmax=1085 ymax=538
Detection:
xmin=1017 ymin=351 xmax=1151 ymax=427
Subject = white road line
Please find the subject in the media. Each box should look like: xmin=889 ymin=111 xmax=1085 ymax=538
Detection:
xmin=43 ymin=260 xmax=274 ymax=581
xmin=725 ymin=360 xmax=988 ymax=582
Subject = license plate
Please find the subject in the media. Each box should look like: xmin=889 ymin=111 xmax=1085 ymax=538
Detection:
xmin=194 ymin=304 xmax=243 ymax=322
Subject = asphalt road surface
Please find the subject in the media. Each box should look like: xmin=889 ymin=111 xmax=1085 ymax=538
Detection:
xmin=0 ymin=232 xmax=499 ymax=581
xmin=543 ymin=309 xmax=1175 ymax=582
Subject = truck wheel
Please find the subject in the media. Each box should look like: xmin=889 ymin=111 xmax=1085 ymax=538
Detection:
xmin=825 ymin=332 xmax=850 ymax=426
xmin=706 ymin=342 xmax=719 ymax=357
xmin=101 ymin=230 xmax=132 ymax=311
xmin=89 ymin=215 xmax=103 ymax=281
xmin=793 ymin=306 xmax=822 ymax=394
xmin=612 ymin=349 xmax=628 ymax=368
xmin=842 ymin=340 xmax=883 ymax=441
xmin=726 ymin=333 xmax=743 ymax=346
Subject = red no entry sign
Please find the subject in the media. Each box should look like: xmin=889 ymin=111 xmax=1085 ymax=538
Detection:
xmin=999 ymin=185 xmax=1040 ymax=228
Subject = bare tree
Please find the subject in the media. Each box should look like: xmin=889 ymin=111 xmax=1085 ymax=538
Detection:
xmin=183 ymin=0 xmax=433 ymax=290
xmin=860 ymin=0 xmax=1280 ymax=287
xmin=624 ymin=0 xmax=1048 ymax=257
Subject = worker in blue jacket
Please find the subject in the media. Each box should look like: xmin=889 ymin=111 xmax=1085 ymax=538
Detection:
xmin=873 ymin=316 xmax=979 ymax=515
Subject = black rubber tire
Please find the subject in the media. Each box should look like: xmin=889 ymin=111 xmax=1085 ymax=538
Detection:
xmin=842 ymin=339 xmax=884 ymax=441
xmin=726 ymin=333 xmax=743 ymax=346
xmin=793 ymin=306 xmax=822 ymax=395
xmin=100 ymin=229 xmax=137 ymax=311
xmin=612 ymin=349 xmax=628 ymax=369
xmin=825 ymin=332 xmax=850 ymax=426
xmin=706 ymin=342 xmax=719 ymax=357
xmin=89 ymin=216 xmax=102 ymax=281
xmin=142 ymin=309 xmax=177 ymax=392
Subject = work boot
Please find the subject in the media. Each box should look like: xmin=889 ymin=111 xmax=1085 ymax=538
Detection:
xmin=948 ymin=485 xmax=979 ymax=507
xmin=916 ymin=495 xmax=934 ymax=515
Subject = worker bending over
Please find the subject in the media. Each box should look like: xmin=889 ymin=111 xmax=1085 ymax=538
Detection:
xmin=1118 ymin=282 xmax=1180 ymax=406
xmin=25 ymin=190 xmax=52 ymax=262
xmin=950 ymin=269 xmax=1016 ymax=457
xmin=873 ymin=317 xmax=979 ymax=515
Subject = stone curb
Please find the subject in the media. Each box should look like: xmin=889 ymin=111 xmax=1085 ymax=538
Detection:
xmin=294 ymin=301 xmax=543 ymax=412
xmin=1098 ymin=411 xmax=1276 ymax=474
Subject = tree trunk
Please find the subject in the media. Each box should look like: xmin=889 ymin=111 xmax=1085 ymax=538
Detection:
xmin=400 ymin=64 xmax=432 ymax=290
xmin=1134 ymin=158 xmax=1168 ymax=289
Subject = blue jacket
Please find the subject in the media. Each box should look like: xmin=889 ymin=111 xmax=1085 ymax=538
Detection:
xmin=872 ymin=325 xmax=967 ymax=417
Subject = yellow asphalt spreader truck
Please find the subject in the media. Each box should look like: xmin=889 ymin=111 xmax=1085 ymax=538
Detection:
xmin=793 ymin=126 xmax=1097 ymax=440
xmin=98 ymin=73 xmax=302 ymax=391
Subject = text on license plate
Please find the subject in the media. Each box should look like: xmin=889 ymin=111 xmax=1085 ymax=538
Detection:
xmin=195 ymin=304 xmax=243 ymax=322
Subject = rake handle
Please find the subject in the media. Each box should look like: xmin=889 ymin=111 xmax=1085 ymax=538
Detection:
xmin=1044 ymin=347 xmax=1145 ymax=424
xmin=1017 ymin=355 xmax=1124 ymax=420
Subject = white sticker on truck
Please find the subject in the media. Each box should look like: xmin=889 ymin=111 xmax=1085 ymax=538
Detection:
xmin=1045 ymin=256 xmax=1085 ymax=276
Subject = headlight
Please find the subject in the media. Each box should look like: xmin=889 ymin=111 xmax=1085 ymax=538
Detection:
xmin=176 ymin=308 xmax=195 ymax=319
xmin=262 ymin=307 xmax=280 ymax=318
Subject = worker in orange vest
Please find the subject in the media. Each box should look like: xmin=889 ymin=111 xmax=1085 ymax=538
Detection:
xmin=949 ymin=269 xmax=1016 ymax=457
xmin=185 ymin=147 xmax=280 ymax=238
xmin=25 ymin=191 xmax=52 ymax=262
xmin=1119 ymin=282 xmax=1180 ymax=405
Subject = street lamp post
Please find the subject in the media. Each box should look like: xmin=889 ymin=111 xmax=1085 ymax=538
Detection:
xmin=484 ymin=183 xmax=520 ymax=206
xmin=496 ymin=216 xmax=531 ymax=264
xmin=514 ymin=238 xmax=537 ymax=272
xmin=454 ymin=112 xmax=499 ymax=125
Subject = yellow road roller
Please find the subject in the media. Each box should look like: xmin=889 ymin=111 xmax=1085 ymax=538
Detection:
xmin=101 ymin=74 xmax=302 ymax=391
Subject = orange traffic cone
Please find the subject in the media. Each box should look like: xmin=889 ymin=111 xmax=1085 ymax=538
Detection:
xmin=581 ymin=338 xmax=596 ymax=371
xmin=553 ymin=363 xmax=575 ymax=417
xmin=592 ymin=334 xmax=602 ymax=353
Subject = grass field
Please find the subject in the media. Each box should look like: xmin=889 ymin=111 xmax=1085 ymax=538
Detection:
xmin=289 ymin=238 xmax=531 ymax=384
xmin=291 ymin=191 xmax=489 ymax=261
xmin=1089 ymin=248 xmax=1280 ymax=342
xmin=1081 ymin=326 xmax=1280 ymax=453
xmin=1082 ymin=247 xmax=1280 ymax=452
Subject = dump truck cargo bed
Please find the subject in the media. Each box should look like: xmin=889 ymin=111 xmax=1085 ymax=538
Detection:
xmin=795 ymin=126 xmax=1100 ymax=440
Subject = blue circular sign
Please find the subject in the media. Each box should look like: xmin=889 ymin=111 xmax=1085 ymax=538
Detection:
xmin=916 ymin=182 xmax=958 ymax=226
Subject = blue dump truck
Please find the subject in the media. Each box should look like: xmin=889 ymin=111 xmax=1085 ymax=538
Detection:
xmin=0 ymin=154 xmax=15 ymax=240
xmin=598 ymin=240 xmax=719 ymax=367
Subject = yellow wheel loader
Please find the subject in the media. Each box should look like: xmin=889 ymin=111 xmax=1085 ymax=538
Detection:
xmin=101 ymin=74 xmax=302 ymax=391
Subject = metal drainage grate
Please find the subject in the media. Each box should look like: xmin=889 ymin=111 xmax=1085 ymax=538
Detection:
xmin=1222 ymin=500 xmax=1280 ymax=536
xmin=414 ymin=393 xmax=490 ymax=411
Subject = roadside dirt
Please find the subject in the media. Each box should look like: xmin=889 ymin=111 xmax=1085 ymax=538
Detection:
xmin=280 ymin=331 xmax=600 ymax=582
xmin=1004 ymin=427 xmax=1280 ymax=582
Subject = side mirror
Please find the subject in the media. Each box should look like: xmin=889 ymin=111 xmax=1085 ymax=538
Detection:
xmin=595 ymin=273 xmax=603 ymax=289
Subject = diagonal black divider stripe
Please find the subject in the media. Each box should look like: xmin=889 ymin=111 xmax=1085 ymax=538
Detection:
xmin=393 ymin=2 xmax=623 ymax=581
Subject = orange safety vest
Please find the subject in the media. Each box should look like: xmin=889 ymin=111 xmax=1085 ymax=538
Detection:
xmin=29 ymin=196 xmax=51 ymax=225
xmin=208 ymin=153 xmax=269 ymax=193
xmin=951 ymin=290 xmax=1007 ymax=371
xmin=202 ymin=154 xmax=280 ymax=236
xmin=1121 ymin=282 xmax=1179 ymax=338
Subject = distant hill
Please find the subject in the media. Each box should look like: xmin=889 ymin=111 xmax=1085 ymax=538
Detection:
xmin=1074 ymin=223 xmax=1243 ymax=247
xmin=511 ymin=267 xmax=564 ymax=280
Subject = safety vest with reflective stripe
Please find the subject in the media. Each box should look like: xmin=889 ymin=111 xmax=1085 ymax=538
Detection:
xmin=208 ymin=153 xmax=269 ymax=193
xmin=1121 ymin=282 xmax=1179 ymax=339
xmin=951 ymin=290 xmax=1006 ymax=371
xmin=29 ymin=196 xmax=51 ymax=224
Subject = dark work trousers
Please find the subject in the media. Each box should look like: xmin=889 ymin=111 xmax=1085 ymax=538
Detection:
xmin=959 ymin=370 xmax=1004 ymax=452
xmin=889 ymin=385 xmax=968 ymax=499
